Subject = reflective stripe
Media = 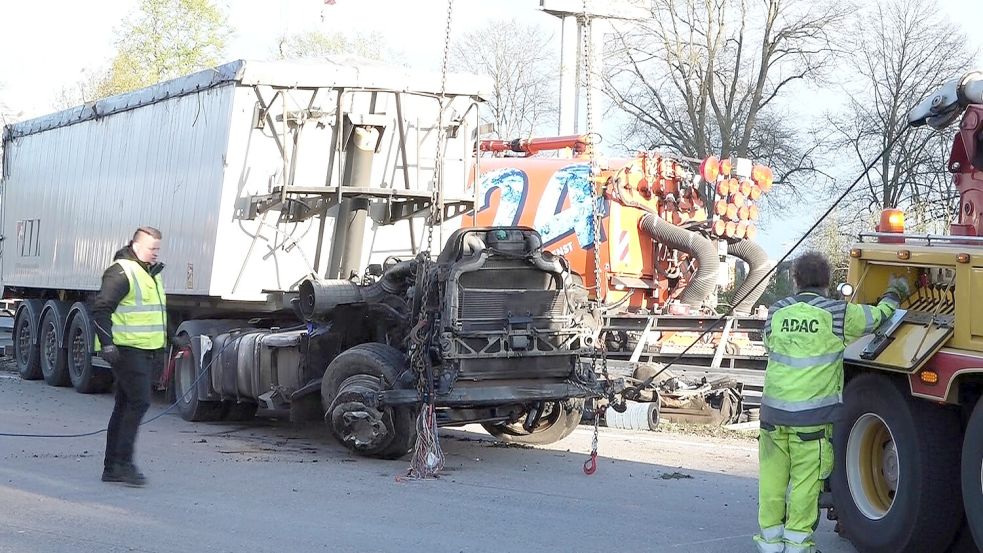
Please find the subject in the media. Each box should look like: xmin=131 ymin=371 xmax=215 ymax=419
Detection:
xmin=760 ymin=403 xmax=839 ymax=426
xmin=760 ymin=525 xmax=784 ymax=541
xmin=115 ymin=305 xmax=165 ymax=314
xmin=784 ymin=529 xmax=812 ymax=544
xmin=761 ymin=393 xmax=842 ymax=412
xmin=785 ymin=541 xmax=815 ymax=553
xmin=118 ymin=263 xmax=144 ymax=304
xmin=861 ymin=304 xmax=875 ymax=333
xmin=769 ymin=351 xmax=843 ymax=368
xmin=754 ymin=538 xmax=786 ymax=553
xmin=882 ymin=296 xmax=899 ymax=309
xmin=113 ymin=324 xmax=167 ymax=333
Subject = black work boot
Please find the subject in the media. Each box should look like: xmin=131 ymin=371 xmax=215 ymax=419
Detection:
xmin=102 ymin=463 xmax=147 ymax=487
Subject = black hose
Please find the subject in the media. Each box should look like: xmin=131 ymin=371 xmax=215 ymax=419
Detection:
xmin=727 ymin=238 xmax=770 ymax=315
xmin=639 ymin=214 xmax=719 ymax=307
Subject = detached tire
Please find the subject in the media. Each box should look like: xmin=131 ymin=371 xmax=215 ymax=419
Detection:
xmin=322 ymin=343 xmax=416 ymax=460
xmin=13 ymin=300 xmax=43 ymax=380
xmin=831 ymin=373 xmax=963 ymax=553
xmin=39 ymin=301 xmax=71 ymax=387
xmin=962 ymin=400 xmax=983 ymax=550
xmin=481 ymin=398 xmax=584 ymax=445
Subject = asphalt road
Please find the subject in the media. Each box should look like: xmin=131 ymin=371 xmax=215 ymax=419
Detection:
xmin=0 ymin=368 xmax=858 ymax=553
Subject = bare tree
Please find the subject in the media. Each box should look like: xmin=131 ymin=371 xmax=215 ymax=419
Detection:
xmin=829 ymin=0 xmax=976 ymax=229
xmin=52 ymin=69 xmax=107 ymax=110
xmin=450 ymin=19 xmax=558 ymax=139
xmin=273 ymin=30 xmax=393 ymax=61
xmin=603 ymin=0 xmax=847 ymax=198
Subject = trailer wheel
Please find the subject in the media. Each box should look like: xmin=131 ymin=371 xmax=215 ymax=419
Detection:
xmin=173 ymin=345 xmax=226 ymax=422
xmin=322 ymin=343 xmax=416 ymax=460
xmin=66 ymin=304 xmax=113 ymax=394
xmin=481 ymin=398 xmax=584 ymax=445
xmin=831 ymin=373 xmax=963 ymax=553
xmin=13 ymin=300 xmax=43 ymax=380
xmin=39 ymin=301 xmax=71 ymax=387
xmin=962 ymin=400 xmax=983 ymax=550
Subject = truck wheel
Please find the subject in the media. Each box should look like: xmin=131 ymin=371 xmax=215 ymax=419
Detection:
xmin=322 ymin=343 xmax=416 ymax=460
xmin=39 ymin=301 xmax=71 ymax=387
xmin=962 ymin=400 xmax=983 ymax=550
xmin=831 ymin=373 xmax=963 ymax=553
xmin=66 ymin=305 xmax=113 ymax=394
xmin=481 ymin=398 xmax=584 ymax=445
xmin=13 ymin=300 xmax=43 ymax=380
xmin=174 ymin=345 xmax=225 ymax=422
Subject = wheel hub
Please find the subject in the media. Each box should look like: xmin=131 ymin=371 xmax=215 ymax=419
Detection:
xmin=43 ymin=324 xmax=57 ymax=366
xmin=16 ymin=320 xmax=31 ymax=365
xmin=847 ymin=413 xmax=899 ymax=520
xmin=70 ymin=332 xmax=86 ymax=377
xmin=331 ymin=402 xmax=389 ymax=449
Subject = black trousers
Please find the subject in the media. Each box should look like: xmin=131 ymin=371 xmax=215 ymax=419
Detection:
xmin=104 ymin=347 xmax=159 ymax=469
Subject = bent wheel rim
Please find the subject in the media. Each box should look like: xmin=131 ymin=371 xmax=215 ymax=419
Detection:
xmin=847 ymin=413 xmax=899 ymax=520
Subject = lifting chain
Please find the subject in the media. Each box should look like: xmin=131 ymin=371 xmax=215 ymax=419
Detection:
xmin=405 ymin=0 xmax=455 ymax=481
xmin=425 ymin=0 xmax=455 ymax=254
xmin=580 ymin=3 xmax=619 ymax=476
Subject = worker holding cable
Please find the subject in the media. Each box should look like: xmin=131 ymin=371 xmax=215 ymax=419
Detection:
xmin=92 ymin=227 xmax=167 ymax=487
xmin=754 ymin=251 xmax=908 ymax=553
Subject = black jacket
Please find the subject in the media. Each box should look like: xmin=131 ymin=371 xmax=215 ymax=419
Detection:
xmin=92 ymin=244 xmax=165 ymax=348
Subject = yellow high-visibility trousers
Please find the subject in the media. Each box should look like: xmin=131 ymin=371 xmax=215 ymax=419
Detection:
xmin=754 ymin=423 xmax=833 ymax=553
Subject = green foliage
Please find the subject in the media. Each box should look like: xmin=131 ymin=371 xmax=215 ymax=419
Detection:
xmin=99 ymin=0 xmax=230 ymax=97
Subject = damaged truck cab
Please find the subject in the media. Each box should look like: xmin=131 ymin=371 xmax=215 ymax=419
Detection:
xmin=173 ymin=226 xmax=596 ymax=459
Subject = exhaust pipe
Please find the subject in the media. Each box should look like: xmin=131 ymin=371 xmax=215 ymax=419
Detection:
xmin=299 ymin=260 xmax=415 ymax=320
xmin=639 ymin=214 xmax=719 ymax=307
xmin=727 ymin=239 xmax=772 ymax=315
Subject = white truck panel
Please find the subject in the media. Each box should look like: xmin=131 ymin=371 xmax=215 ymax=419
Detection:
xmin=1 ymin=59 xmax=485 ymax=302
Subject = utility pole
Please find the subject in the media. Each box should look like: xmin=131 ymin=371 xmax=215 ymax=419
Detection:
xmin=539 ymin=1 xmax=649 ymax=143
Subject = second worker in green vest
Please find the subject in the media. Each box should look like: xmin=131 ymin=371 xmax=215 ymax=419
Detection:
xmin=92 ymin=226 xmax=167 ymax=488
xmin=753 ymin=252 xmax=909 ymax=553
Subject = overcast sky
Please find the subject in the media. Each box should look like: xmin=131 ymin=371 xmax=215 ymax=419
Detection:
xmin=2 ymin=0 xmax=981 ymax=257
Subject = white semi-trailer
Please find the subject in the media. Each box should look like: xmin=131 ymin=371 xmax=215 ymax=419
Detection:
xmin=1 ymin=59 xmax=597 ymax=458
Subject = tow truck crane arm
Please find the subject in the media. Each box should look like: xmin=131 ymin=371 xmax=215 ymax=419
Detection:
xmin=908 ymin=70 xmax=983 ymax=130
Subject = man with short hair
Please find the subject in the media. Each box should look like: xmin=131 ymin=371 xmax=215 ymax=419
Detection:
xmin=754 ymin=251 xmax=909 ymax=553
xmin=92 ymin=227 xmax=167 ymax=487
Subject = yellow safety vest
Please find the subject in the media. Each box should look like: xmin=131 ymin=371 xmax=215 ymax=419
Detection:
xmin=761 ymin=292 xmax=896 ymax=426
xmin=110 ymin=258 xmax=167 ymax=350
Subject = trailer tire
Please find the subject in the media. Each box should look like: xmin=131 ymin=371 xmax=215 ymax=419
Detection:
xmin=831 ymin=372 xmax=963 ymax=553
xmin=173 ymin=344 xmax=225 ymax=422
xmin=962 ymin=400 xmax=983 ymax=550
xmin=13 ymin=300 xmax=43 ymax=380
xmin=39 ymin=301 xmax=71 ymax=387
xmin=66 ymin=305 xmax=113 ymax=394
xmin=322 ymin=343 xmax=415 ymax=460
xmin=481 ymin=398 xmax=584 ymax=445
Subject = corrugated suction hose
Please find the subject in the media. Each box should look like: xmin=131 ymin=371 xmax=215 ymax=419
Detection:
xmin=639 ymin=214 xmax=719 ymax=307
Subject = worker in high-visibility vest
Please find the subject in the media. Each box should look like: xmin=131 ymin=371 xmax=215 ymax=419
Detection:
xmin=92 ymin=226 xmax=167 ymax=487
xmin=754 ymin=252 xmax=908 ymax=553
